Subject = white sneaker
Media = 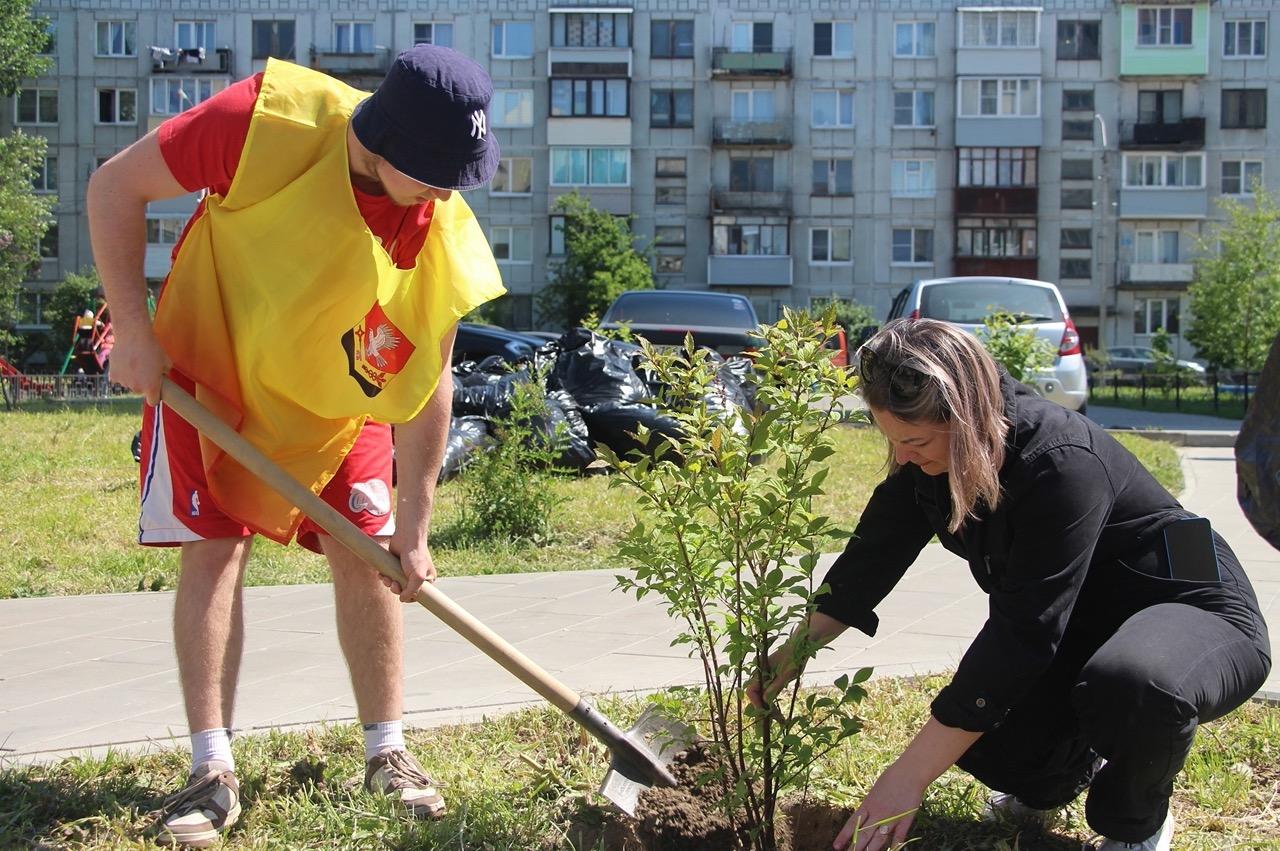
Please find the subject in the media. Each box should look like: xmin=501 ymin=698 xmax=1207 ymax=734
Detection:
xmin=1094 ymin=810 xmax=1174 ymax=851
xmin=981 ymin=791 xmax=1057 ymax=826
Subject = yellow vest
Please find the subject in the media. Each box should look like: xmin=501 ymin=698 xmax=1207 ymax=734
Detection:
xmin=153 ymin=59 xmax=504 ymax=543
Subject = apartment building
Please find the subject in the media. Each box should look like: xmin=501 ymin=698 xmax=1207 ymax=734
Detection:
xmin=8 ymin=0 xmax=1278 ymax=359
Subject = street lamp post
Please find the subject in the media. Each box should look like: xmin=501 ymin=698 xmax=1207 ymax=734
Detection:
xmin=1095 ymin=113 xmax=1110 ymax=351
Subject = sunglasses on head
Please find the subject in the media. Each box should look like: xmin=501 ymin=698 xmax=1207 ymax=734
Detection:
xmin=858 ymin=346 xmax=930 ymax=402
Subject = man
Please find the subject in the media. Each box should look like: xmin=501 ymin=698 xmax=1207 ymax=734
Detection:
xmin=86 ymin=45 xmax=504 ymax=847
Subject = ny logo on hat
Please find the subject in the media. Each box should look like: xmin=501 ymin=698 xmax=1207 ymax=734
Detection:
xmin=469 ymin=110 xmax=487 ymax=140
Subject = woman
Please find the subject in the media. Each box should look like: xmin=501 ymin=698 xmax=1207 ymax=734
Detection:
xmin=749 ymin=319 xmax=1270 ymax=851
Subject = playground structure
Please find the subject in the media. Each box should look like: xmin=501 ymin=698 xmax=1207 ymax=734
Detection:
xmin=1 ymin=298 xmax=127 ymax=407
xmin=62 ymin=301 xmax=113 ymax=377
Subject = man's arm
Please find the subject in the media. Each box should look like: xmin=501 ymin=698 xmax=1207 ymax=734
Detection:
xmin=384 ymin=324 xmax=458 ymax=602
xmin=85 ymin=129 xmax=190 ymax=404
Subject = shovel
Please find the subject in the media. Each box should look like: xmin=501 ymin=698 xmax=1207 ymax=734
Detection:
xmin=159 ymin=377 xmax=690 ymax=814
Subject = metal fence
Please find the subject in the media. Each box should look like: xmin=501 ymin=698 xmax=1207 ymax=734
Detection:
xmin=0 ymin=374 xmax=133 ymax=409
xmin=1088 ymin=370 xmax=1253 ymax=411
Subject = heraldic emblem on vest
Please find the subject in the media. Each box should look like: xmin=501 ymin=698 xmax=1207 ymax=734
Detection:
xmin=343 ymin=302 xmax=417 ymax=397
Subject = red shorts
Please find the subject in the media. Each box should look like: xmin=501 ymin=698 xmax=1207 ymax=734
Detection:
xmin=138 ymin=372 xmax=395 ymax=554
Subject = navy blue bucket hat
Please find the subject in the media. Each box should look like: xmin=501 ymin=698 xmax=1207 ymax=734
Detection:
xmin=351 ymin=44 xmax=500 ymax=191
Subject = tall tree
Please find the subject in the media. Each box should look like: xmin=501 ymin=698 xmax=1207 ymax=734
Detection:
xmin=1186 ymin=185 xmax=1280 ymax=372
xmin=0 ymin=0 xmax=54 ymax=350
xmin=537 ymin=190 xmax=654 ymax=330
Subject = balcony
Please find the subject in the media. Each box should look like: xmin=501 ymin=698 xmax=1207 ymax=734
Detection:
xmin=707 ymin=254 xmax=793 ymax=287
xmin=711 ymin=47 xmax=792 ymax=78
xmin=309 ymin=45 xmax=392 ymax=77
xmin=1120 ymin=118 xmax=1205 ymax=149
xmin=712 ymin=119 xmax=791 ymax=148
xmin=1123 ymin=262 xmax=1194 ymax=284
xmin=150 ymin=46 xmax=231 ymax=74
xmin=955 ymin=186 xmax=1038 ymax=216
xmin=711 ymin=189 xmax=791 ymax=214
xmin=953 ymin=256 xmax=1039 ymax=279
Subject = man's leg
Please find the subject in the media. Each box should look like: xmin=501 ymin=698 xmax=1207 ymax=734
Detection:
xmin=323 ymin=535 xmax=446 ymax=819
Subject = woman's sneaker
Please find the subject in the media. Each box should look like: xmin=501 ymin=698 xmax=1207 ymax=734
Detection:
xmin=981 ymin=791 xmax=1057 ymax=826
xmin=1095 ymin=811 xmax=1174 ymax=851
xmin=155 ymin=761 xmax=241 ymax=847
xmin=364 ymin=749 xmax=446 ymax=819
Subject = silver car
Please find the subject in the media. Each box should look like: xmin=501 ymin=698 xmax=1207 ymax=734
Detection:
xmin=886 ymin=276 xmax=1089 ymax=413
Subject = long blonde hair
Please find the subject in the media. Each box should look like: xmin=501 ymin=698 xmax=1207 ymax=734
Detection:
xmin=858 ymin=319 xmax=1009 ymax=532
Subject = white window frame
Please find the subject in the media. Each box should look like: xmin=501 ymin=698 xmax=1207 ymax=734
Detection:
xmin=1221 ymin=159 xmax=1263 ymax=195
xmin=731 ymin=89 xmax=775 ymax=122
xmin=891 ymin=227 xmax=934 ymax=265
xmin=731 ymin=21 xmax=773 ymax=53
xmin=15 ymin=88 xmax=58 ymax=124
xmin=1135 ymin=297 xmax=1180 ymax=335
xmin=895 ymin=21 xmax=936 ymax=57
xmin=893 ymin=90 xmax=935 ymax=127
xmin=811 ymin=89 xmax=854 ymax=128
xmin=549 ymin=148 xmax=630 ymax=186
xmin=1134 ymin=229 xmax=1180 ymax=264
xmin=891 ymin=158 xmax=937 ymax=197
xmin=33 ymin=155 xmax=56 ymax=193
xmin=491 ymin=157 xmax=533 ymax=195
xmin=1224 ymin=20 xmax=1266 ymax=58
xmin=712 ymin=223 xmax=789 ymax=257
xmin=333 ymin=21 xmax=375 ymax=54
xmin=814 ymin=21 xmax=854 ymax=58
xmin=958 ymin=78 xmax=1040 ymax=117
xmin=1137 ymin=7 xmax=1193 ymax=47
xmin=810 ymin=226 xmax=852 ymax=264
xmin=175 ymin=21 xmax=215 ymax=51
xmin=812 ymin=158 xmax=854 ymax=196
xmin=491 ymin=225 xmax=533 ymax=263
xmin=96 ymin=87 xmax=137 ymax=125
xmin=1123 ymin=153 xmax=1205 ymax=188
xmin=413 ymin=22 xmax=454 ymax=47
xmin=492 ymin=89 xmax=533 ymax=127
xmin=146 ymin=215 xmax=187 ymax=245
xmin=149 ymin=78 xmax=228 ymax=116
xmin=958 ymin=9 xmax=1040 ymax=48
xmin=96 ymin=20 xmax=136 ymax=57
xmin=492 ymin=21 xmax=534 ymax=58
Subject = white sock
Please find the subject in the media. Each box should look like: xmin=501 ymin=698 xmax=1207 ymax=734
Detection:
xmin=363 ymin=720 xmax=406 ymax=761
xmin=190 ymin=728 xmax=234 ymax=773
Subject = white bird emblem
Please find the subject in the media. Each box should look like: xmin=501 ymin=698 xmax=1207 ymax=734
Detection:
xmin=364 ymin=323 xmax=401 ymax=368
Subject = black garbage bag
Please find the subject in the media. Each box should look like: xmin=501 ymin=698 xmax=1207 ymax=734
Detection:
xmin=451 ymin=368 xmax=532 ymax=419
xmin=1236 ymin=330 xmax=1280 ymax=551
xmin=527 ymin=390 xmax=597 ymax=473
xmin=548 ymin=328 xmax=649 ymax=408
xmin=437 ymin=415 xmax=491 ymax=483
xmin=718 ymin=355 xmax=759 ymax=413
xmin=581 ymin=401 xmax=683 ymax=462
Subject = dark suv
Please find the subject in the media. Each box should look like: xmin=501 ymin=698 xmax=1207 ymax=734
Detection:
xmin=598 ymin=290 xmax=761 ymax=357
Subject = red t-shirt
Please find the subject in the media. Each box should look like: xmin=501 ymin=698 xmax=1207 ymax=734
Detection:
xmin=157 ymin=73 xmax=432 ymax=268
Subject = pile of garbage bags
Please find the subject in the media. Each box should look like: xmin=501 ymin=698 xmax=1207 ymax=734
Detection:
xmin=440 ymin=327 xmax=754 ymax=483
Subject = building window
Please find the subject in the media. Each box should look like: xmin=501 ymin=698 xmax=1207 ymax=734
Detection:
xmin=1138 ymin=90 xmax=1183 ymax=125
xmin=732 ymin=89 xmax=775 ymax=121
xmin=1135 ymin=297 xmax=1180 ymax=335
xmin=492 ymin=226 xmax=533 ymax=262
xmin=894 ymin=21 xmax=936 ymax=57
xmin=811 ymin=227 xmax=852 ymax=263
xmin=15 ymin=88 xmax=57 ymax=124
xmin=1123 ymin=153 xmax=1204 ymax=187
xmin=492 ymin=90 xmax=533 ymax=127
xmin=96 ymin=20 xmax=136 ymax=57
xmin=957 ymin=148 xmax=1038 ymax=187
xmin=1224 ymin=21 xmax=1267 ymax=58
xmin=812 ymin=90 xmax=854 ymax=128
xmin=1135 ymin=229 xmax=1180 ymax=264
xmin=1137 ymin=7 xmax=1192 ymax=47
xmin=550 ymin=148 xmax=629 ymax=185
xmin=550 ymin=216 xmax=566 ymax=255
xmin=1061 ymin=228 xmax=1092 ymax=249
xmin=550 ymin=78 xmax=629 ymax=117
xmin=893 ymin=90 xmax=934 ymax=127
xmin=1063 ymin=90 xmax=1095 ymax=111
xmin=712 ymin=224 xmax=789 ymax=256
xmin=413 ymin=23 xmax=454 ymax=47
xmin=37 ymin=19 xmax=55 ymax=55
xmin=891 ymin=159 xmax=936 ymax=197
xmin=959 ymin=78 xmax=1039 ymax=117
xmin=650 ymin=89 xmax=693 ymax=128
xmin=655 ymin=185 xmax=686 ymax=204
xmin=655 ymin=255 xmax=684 ymax=274
xmin=40 ymin=223 xmax=58 ymax=260
xmin=731 ymin=21 xmax=774 ymax=53
xmin=814 ymin=21 xmax=854 ymax=58
xmin=812 ymin=158 xmax=853 ymax=196
xmin=252 ymin=20 xmax=296 ymax=60
xmin=730 ymin=157 xmax=774 ymax=191
xmin=956 ymin=218 xmax=1036 ymax=257
xmin=1057 ymin=20 xmax=1100 ymax=59
xmin=176 ymin=21 xmax=216 ymax=51
xmin=1062 ymin=188 xmax=1094 ymax=209
xmin=334 ymin=22 xmax=374 ymax=53
xmin=891 ymin=228 xmax=933 ymax=264
xmin=492 ymin=21 xmax=533 ymax=58
xmin=147 ymin=216 xmax=186 ymax=245
xmin=1222 ymin=89 xmax=1266 ymax=129
xmin=491 ymin=158 xmax=532 ymax=195
xmin=1061 ymin=158 xmax=1094 ymax=180
xmin=656 ymin=157 xmax=687 ymax=178
xmin=651 ymin=20 xmax=694 ymax=58
xmin=150 ymin=78 xmax=227 ymax=116
xmin=959 ymin=10 xmax=1039 ymax=48
xmin=655 ymin=225 xmax=686 ymax=246
xmin=1222 ymin=160 xmax=1263 ymax=195
xmin=552 ymin=12 xmax=630 ymax=48
xmin=1063 ymin=120 xmax=1095 ymax=141
xmin=1060 ymin=258 xmax=1093 ymax=278
xmin=33 ymin=155 xmax=56 ymax=193
xmin=97 ymin=88 xmax=137 ymax=124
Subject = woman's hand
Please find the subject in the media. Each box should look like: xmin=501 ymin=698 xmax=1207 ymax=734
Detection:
xmin=834 ymin=765 xmax=922 ymax=850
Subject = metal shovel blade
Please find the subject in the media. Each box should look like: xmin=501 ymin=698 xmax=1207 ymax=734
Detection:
xmin=598 ymin=703 xmax=696 ymax=816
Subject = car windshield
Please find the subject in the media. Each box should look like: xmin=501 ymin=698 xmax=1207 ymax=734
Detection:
xmin=607 ymin=294 xmax=756 ymax=328
xmin=920 ymin=282 xmax=1063 ymax=324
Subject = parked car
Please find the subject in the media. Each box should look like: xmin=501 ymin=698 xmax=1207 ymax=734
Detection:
xmin=598 ymin=290 xmax=761 ymax=358
xmin=452 ymin=323 xmax=548 ymax=366
xmin=1093 ymin=346 xmax=1207 ymax=378
xmin=886 ymin=276 xmax=1088 ymax=413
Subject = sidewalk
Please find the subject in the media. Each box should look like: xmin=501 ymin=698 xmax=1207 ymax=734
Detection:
xmin=1 ymin=405 xmax=1275 ymax=766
